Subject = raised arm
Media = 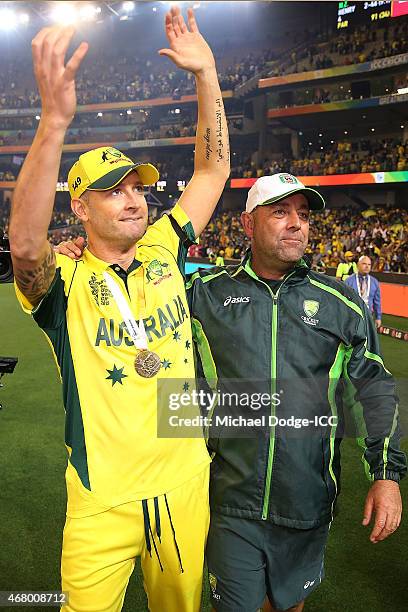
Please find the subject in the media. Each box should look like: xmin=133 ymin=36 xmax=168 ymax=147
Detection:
xmin=9 ymin=26 xmax=88 ymax=306
xmin=159 ymin=7 xmax=230 ymax=237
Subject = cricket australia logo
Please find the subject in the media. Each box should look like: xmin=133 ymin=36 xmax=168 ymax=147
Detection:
xmin=100 ymin=147 xmax=133 ymax=166
xmin=89 ymin=273 xmax=112 ymax=306
xmin=279 ymin=173 xmax=298 ymax=185
xmin=146 ymin=259 xmax=172 ymax=285
xmin=302 ymin=299 xmax=320 ymax=326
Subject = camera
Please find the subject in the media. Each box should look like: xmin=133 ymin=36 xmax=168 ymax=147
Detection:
xmin=0 ymin=236 xmax=13 ymax=284
xmin=0 ymin=356 xmax=18 ymax=411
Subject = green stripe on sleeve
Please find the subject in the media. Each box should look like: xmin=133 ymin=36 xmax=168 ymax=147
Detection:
xmin=191 ymin=317 xmax=218 ymax=388
xmin=308 ymin=278 xmax=364 ymax=318
xmin=343 ymin=347 xmax=374 ymax=481
xmin=327 ymin=343 xmax=347 ymax=511
xmin=382 ymin=406 xmax=399 ymax=478
xmin=364 ymin=346 xmax=392 ymax=375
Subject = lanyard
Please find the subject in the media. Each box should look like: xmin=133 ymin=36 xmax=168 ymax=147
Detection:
xmin=103 ymin=272 xmax=148 ymax=350
xmin=356 ymin=274 xmax=370 ymax=305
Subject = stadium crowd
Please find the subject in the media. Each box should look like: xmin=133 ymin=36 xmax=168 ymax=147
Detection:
xmin=0 ymin=13 xmax=407 ymax=273
xmin=1 ymin=135 xmax=407 ymax=185
xmin=1 ymin=16 xmax=407 ymax=112
xmin=230 ymin=137 xmax=408 ymax=178
xmin=0 ymin=45 xmax=276 ymax=110
xmin=274 ymin=19 xmax=408 ymax=75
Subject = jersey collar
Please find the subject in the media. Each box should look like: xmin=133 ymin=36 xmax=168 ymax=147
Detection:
xmin=241 ymin=248 xmax=311 ymax=281
xmin=82 ymin=247 xmax=142 ymax=273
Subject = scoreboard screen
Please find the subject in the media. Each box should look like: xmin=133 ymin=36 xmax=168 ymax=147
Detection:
xmin=336 ymin=0 xmax=406 ymax=29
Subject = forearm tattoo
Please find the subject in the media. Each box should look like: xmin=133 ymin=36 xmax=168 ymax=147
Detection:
xmin=204 ymin=127 xmax=213 ymax=160
xmin=15 ymin=247 xmax=56 ymax=306
xmin=215 ymin=98 xmax=230 ymax=164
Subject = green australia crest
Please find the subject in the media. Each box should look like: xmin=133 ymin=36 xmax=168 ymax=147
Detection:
xmin=146 ymin=259 xmax=170 ymax=283
xmin=303 ymin=300 xmax=319 ymax=318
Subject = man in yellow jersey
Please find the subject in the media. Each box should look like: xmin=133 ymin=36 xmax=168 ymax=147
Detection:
xmin=9 ymin=7 xmax=229 ymax=612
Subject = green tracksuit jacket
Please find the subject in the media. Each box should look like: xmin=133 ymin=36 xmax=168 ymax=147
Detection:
xmin=187 ymin=252 xmax=406 ymax=529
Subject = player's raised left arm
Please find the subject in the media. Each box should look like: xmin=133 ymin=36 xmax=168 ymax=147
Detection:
xmin=159 ymin=6 xmax=230 ymax=236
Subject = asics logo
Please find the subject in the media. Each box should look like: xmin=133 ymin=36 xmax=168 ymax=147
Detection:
xmin=304 ymin=579 xmax=316 ymax=589
xmin=223 ymin=296 xmax=251 ymax=306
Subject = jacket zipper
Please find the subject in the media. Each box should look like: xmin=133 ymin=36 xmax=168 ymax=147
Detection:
xmin=260 ymin=270 xmax=296 ymax=520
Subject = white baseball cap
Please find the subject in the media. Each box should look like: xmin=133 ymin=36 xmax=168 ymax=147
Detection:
xmin=245 ymin=173 xmax=325 ymax=213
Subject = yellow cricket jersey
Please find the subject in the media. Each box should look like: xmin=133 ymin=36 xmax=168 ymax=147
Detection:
xmin=336 ymin=261 xmax=358 ymax=281
xmin=16 ymin=204 xmax=210 ymax=517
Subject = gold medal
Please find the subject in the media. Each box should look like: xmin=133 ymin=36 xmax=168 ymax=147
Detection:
xmin=135 ymin=349 xmax=161 ymax=378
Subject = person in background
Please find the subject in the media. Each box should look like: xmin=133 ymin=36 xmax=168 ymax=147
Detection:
xmin=215 ymin=249 xmax=225 ymax=266
xmin=336 ymin=250 xmax=357 ymax=280
xmin=345 ymin=255 xmax=382 ymax=329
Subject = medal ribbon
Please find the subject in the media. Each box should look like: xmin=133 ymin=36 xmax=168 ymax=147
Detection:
xmin=103 ymin=272 xmax=148 ymax=350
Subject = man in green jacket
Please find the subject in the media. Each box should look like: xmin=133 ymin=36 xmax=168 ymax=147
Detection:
xmin=187 ymin=173 xmax=406 ymax=612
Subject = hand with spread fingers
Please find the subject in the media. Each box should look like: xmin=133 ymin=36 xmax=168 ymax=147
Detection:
xmin=362 ymin=479 xmax=402 ymax=543
xmin=31 ymin=26 xmax=88 ymax=129
xmin=159 ymin=6 xmax=215 ymax=75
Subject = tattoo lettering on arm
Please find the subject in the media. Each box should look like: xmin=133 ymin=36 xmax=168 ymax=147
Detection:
xmin=204 ymin=127 xmax=213 ymax=160
xmin=215 ymin=98 xmax=225 ymax=163
xmin=15 ymin=247 xmax=56 ymax=307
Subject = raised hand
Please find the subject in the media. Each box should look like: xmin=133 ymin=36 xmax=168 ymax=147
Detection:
xmin=159 ymin=6 xmax=215 ymax=75
xmin=31 ymin=26 xmax=88 ymax=130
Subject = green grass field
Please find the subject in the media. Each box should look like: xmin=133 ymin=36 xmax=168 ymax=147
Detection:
xmin=0 ymin=283 xmax=407 ymax=612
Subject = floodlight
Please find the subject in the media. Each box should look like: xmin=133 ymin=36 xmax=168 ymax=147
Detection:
xmin=79 ymin=4 xmax=98 ymax=21
xmin=19 ymin=13 xmax=30 ymax=24
xmin=0 ymin=9 xmax=17 ymax=30
xmin=122 ymin=1 xmax=135 ymax=12
xmin=51 ymin=3 xmax=77 ymax=25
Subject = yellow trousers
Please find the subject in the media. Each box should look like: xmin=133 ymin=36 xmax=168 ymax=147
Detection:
xmin=61 ymin=467 xmax=210 ymax=612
